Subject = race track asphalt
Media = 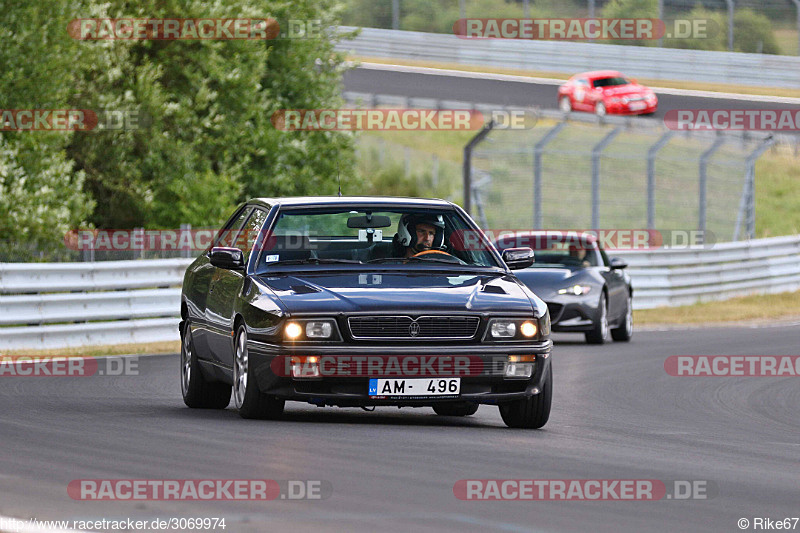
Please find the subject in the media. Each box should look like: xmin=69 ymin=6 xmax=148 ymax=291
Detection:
xmin=342 ymin=65 xmax=800 ymax=120
xmin=1 ymin=324 xmax=799 ymax=532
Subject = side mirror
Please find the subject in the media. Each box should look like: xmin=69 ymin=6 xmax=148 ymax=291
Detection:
xmin=502 ymin=247 xmax=535 ymax=270
xmin=609 ymin=257 xmax=628 ymax=270
xmin=209 ymin=247 xmax=245 ymax=270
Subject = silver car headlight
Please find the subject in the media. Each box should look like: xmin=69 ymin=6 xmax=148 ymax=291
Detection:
xmin=557 ymin=284 xmax=592 ymax=296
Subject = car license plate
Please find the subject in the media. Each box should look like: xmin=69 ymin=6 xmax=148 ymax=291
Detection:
xmin=368 ymin=378 xmax=460 ymax=398
xmin=629 ymin=101 xmax=646 ymax=111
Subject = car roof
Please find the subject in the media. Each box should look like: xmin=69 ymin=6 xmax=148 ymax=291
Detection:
xmin=249 ymin=196 xmax=455 ymax=209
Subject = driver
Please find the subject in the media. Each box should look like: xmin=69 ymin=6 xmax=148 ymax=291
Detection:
xmin=396 ymin=214 xmax=446 ymax=258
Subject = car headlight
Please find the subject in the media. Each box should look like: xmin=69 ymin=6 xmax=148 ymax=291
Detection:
xmin=306 ymin=321 xmax=332 ymax=338
xmin=283 ymin=319 xmax=339 ymax=341
xmin=285 ymin=322 xmax=303 ymax=339
xmin=609 ymin=97 xmax=621 ymax=103
xmin=557 ymin=284 xmax=591 ymax=296
xmin=486 ymin=318 xmax=539 ymax=340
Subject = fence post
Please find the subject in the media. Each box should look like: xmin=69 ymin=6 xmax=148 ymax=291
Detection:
xmin=733 ymin=137 xmax=774 ymax=240
xmin=591 ymin=127 xmax=622 ymax=230
xmin=698 ymin=136 xmax=726 ymax=238
xmin=462 ymin=120 xmax=495 ymax=215
xmin=533 ymin=121 xmax=567 ymax=228
xmin=646 ymin=131 xmax=675 ymax=230
xmin=725 ymin=0 xmax=734 ymax=52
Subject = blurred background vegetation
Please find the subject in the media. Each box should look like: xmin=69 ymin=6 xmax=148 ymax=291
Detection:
xmin=0 ymin=0 xmax=359 ymax=260
xmin=0 ymin=0 xmax=795 ymax=260
xmin=341 ymin=0 xmax=786 ymax=54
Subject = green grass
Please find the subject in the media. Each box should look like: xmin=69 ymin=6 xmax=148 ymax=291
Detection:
xmin=357 ymin=118 xmax=796 ymax=240
xmin=634 ymin=290 xmax=800 ymax=325
xmin=774 ymin=27 xmax=799 ymax=57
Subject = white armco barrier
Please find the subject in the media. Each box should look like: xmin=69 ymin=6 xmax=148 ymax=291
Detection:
xmin=2 ymin=236 xmax=799 ymax=348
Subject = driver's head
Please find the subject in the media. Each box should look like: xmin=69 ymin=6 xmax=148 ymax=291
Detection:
xmin=568 ymin=244 xmax=587 ymax=260
xmin=414 ymin=222 xmax=437 ymax=252
xmin=398 ymin=214 xmax=445 ymax=255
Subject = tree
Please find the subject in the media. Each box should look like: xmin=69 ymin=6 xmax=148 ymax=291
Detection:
xmin=0 ymin=0 xmax=95 ymax=259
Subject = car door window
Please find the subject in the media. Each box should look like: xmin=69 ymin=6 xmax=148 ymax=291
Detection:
xmin=237 ymin=208 xmax=269 ymax=263
xmin=214 ymin=207 xmax=252 ymax=248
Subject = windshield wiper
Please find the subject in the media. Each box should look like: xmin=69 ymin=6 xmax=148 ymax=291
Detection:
xmin=266 ymin=258 xmax=362 ymax=266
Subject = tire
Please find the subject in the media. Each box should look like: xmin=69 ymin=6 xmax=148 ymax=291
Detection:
xmin=433 ymin=402 xmax=479 ymax=417
xmin=233 ymin=325 xmax=284 ymax=420
xmin=585 ymin=292 xmax=609 ymax=345
xmin=611 ymin=292 xmax=633 ymax=342
xmin=595 ymin=101 xmax=607 ymax=117
xmin=559 ymin=96 xmax=572 ymax=113
xmin=499 ymin=368 xmax=552 ymax=429
xmin=181 ymin=321 xmax=231 ymax=409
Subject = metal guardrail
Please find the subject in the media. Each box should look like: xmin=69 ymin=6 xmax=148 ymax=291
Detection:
xmin=2 ymin=237 xmax=799 ymax=347
xmin=0 ymin=258 xmax=192 ymax=350
xmin=337 ymin=27 xmax=800 ymax=89
xmin=615 ymin=235 xmax=800 ymax=309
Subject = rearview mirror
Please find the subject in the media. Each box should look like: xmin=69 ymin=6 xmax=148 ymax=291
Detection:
xmin=209 ymin=247 xmax=245 ymax=270
xmin=609 ymin=257 xmax=628 ymax=269
xmin=502 ymin=247 xmax=535 ymax=270
xmin=347 ymin=215 xmax=392 ymax=228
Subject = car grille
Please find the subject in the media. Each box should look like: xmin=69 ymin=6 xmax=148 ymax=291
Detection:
xmin=546 ymin=302 xmax=564 ymax=323
xmin=348 ymin=316 xmax=480 ymax=340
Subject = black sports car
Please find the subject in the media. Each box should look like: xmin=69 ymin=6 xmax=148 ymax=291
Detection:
xmin=179 ymin=197 xmax=553 ymax=428
xmin=494 ymin=231 xmax=633 ymax=344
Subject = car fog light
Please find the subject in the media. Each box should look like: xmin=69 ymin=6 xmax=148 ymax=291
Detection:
xmin=504 ymin=362 xmax=534 ymax=378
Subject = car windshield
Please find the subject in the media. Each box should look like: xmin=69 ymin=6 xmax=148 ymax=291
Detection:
xmin=254 ymin=207 xmax=503 ymax=272
xmin=592 ymin=76 xmax=630 ymax=88
xmin=495 ymin=234 xmax=600 ymax=267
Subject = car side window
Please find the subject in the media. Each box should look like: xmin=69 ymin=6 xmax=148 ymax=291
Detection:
xmin=237 ymin=208 xmax=269 ymax=263
xmin=214 ymin=207 xmax=252 ymax=248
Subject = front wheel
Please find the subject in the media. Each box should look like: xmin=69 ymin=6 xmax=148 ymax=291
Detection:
xmin=499 ymin=368 xmax=552 ymax=429
xmin=595 ymin=101 xmax=607 ymax=117
xmin=585 ymin=292 xmax=609 ymax=344
xmin=559 ymin=96 xmax=572 ymax=113
xmin=233 ymin=325 xmax=285 ymax=419
xmin=611 ymin=293 xmax=633 ymax=342
xmin=433 ymin=402 xmax=479 ymax=417
xmin=181 ymin=321 xmax=231 ymax=409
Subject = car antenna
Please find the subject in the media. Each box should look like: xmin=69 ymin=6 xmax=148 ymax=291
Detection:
xmin=337 ymin=162 xmax=343 ymax=197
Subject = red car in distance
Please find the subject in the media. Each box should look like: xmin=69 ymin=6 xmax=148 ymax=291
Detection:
xmin=558 ymin=70 xmax=658 ymax=116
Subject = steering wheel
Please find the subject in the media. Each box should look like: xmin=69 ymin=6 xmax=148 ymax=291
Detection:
xmin=412 ymin=249 xmax=453 ymax=258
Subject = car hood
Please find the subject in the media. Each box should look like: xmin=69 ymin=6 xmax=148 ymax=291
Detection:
xmin=600 ymin=84 xmax=649 ymax=97
xmin=512 ymin=267 xmax=587 ymax=298
xmin=254 ymin=271 xmax=536 ymax=315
